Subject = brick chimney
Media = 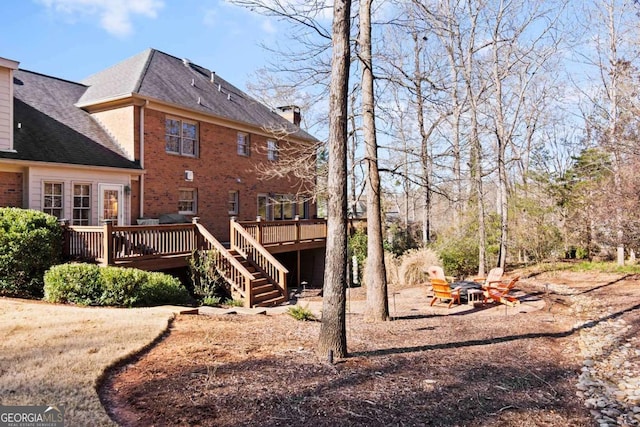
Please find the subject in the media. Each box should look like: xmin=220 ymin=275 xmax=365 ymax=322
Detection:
xmin=276 ymin=105 xmax=301 ymax=126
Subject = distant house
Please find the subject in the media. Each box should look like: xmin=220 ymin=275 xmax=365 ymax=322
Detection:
xmin=0 ymin=49 xmax=318 ymax=241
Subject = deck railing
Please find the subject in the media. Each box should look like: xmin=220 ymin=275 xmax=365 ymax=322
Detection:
xmin=62 ymin=218 xmax=328 ymax=307
xmin=63 ymin=221 xmax=198 ymax=265
xmin=64 ymin=225 xmax=105 ymax=262
xmin=194 ymin=222 xmax=254 ymax=304
xmin=230 ymin=219 xmax=289 ymax=298
xmin=238 ymin=217 xmax=327 ymax=247
xmin=110 ymin=222 xmax=197 ymax=264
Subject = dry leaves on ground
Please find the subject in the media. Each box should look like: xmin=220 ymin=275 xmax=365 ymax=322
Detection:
xmin=101 ymin=270 xmax=640 ymax=426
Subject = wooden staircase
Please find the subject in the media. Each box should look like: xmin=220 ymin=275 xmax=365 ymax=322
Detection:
xmin=229 ymin=250 xmax=287 ymax=307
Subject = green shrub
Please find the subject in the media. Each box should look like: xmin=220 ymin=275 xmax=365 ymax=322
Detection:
xmin=188 ymin=249 xmax=230 ymax=302
xmin=202 ymin=296 xmax=222 ymax=306
xmin=287 ymin=305 xmax=316 ymax=321
xmin=0 ymin=208 xmax=63 ymax=297
xmin=224 ymin=298 xmax=244 ymax=307
xmin=44 ymin=263 xmax=191 ymax=307
xmin=138 ymin=271 xmax=192 ymax=306
xmin=100 ymin=267 xmax=146 ymax=306
xmin=348 ymin=229 xmax=367 ymax=271
xmin=42 ymin=263 xmax=103 ymax=305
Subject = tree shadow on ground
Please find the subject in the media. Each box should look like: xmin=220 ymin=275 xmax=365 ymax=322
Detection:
xmin=352 ymin=302 xmax=640 ymax=359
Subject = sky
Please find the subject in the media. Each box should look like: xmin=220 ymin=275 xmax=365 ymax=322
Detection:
xmin=0 ymin=0 xmax=287 ymax=90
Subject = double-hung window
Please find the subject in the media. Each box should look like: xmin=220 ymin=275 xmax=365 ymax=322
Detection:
xmin=178 ymin=189 xmax=197 ymax=214
xmin=237 ymin=132 xmax=250 ymax=156
xmin=228 ymin=191 xmax=239 ymax=215
xmin=166 ymin=117 xmax=198 ymax=157
xmin=43 ymin=182 xmax=63 ymax=219
xmin=73 ymin=184 xmax=91 ymax=225
xmin=267 ymin=139 xmax=279 ymax=161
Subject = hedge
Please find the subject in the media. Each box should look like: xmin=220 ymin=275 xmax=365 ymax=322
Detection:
xmin=0 ymin=208 xmax=63 ymax=297
xmin=44 ymin=263 xmax=192 ymax=307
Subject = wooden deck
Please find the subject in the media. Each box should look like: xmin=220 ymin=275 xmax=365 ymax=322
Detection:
xmin=236 ymin=218 xmax=327 ymax=254
xmin=62 ymin=218 xmax=328 ymax=307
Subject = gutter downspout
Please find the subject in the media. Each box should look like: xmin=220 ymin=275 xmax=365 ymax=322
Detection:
xmin=139 ymin=100 xmax=147 ymax=218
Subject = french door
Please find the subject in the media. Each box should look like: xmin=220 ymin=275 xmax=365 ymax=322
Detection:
xmin=98 ymin=184 xmax=123 ymax=225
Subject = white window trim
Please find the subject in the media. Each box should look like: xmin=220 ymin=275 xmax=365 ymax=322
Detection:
xmin=72 ymin=182 xmax=92 ymax=226
xmin=228 ymin=190 xmax=239 ymax=215
xmin=257 ymin=193 xmax=272 ymax=220
xmin=166 ymin=116 xmax=199 ymax=157
xmin=237 ymin=132 xmax=250 ymax=157
xmin=98 ymin=183 xmax=124 ymax=225
xmin=178 ymin=188 xmax=197 ymax=215
xmin=267 ymin=139 xmax=279 ymax=161
xmin=42 ymin=181 xmax=64 ymax=219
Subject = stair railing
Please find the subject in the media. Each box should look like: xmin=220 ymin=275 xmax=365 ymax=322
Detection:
xmin=230 ymin=218 xmax=289 ymax=298
xmin=193 ymin=221 xmax=256 ymax=306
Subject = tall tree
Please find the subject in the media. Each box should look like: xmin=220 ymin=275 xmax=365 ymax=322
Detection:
xmin=318 ymin=0 xmax=351 ymax=358
xmin=577 ymin=0 xmax=640 ymax=265
xmin=358 ymin=0 xmax=389 ymax=321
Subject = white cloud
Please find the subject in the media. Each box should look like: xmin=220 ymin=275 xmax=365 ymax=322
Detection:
xmin=261 ymin=19 xmax=276 ymax=35
xmin=37 ymin=0 xmax=164 ymax=37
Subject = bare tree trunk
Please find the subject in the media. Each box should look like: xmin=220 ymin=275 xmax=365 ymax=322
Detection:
xmin=359 ymin=0 xmax=389 ymax=322
xmin=349 ymin=88 xmax=359 ymax=218
xmin=318 ymin=0 xmax=351 ymax=358
xmin=411 ymin=31 xmax=432 ymax=246
xmin=461 ymin=1 xmax=486 ymax=277
xmin=492 ymin=7 xmax=509 ymax=270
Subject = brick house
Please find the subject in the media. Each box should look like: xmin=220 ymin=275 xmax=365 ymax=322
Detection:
xmin=0 ymin=49 xmax=318 ymax=242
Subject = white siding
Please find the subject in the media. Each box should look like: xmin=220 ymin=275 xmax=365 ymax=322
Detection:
xmin=0 ymin=67 xmax=12 ymax=151
xmin=27 ymin=166 xmax=132 ymax=225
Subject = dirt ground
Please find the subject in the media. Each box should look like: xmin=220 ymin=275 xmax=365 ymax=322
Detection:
xmin=100 ymin=269 xmax=640 ymax=426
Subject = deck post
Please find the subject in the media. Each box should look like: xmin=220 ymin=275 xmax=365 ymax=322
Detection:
xmin=103 ymin=220 xmax=114 ymax=266
xmin=192 ymin=217 xmax=201 ymax=250
xmin=230 ymin=216 xmax=237 ymax=248
xmin=59 ymin=219 xmax=70 ymax=260
xmin=255 ymin=215 xmax=262 ymax=245
xmin=294 ymin=215 xmax=300 ymax=243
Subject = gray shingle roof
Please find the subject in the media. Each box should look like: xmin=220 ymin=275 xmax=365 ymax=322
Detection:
xmin=0 ymin=70 xmax=140 ymax=170
xmin=78 ymin=49 xmax=317 ymax=142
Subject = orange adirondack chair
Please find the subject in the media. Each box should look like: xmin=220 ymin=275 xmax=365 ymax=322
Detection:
xmin=427 ymin=266 xmax=462 ymax=308
xmin=483 ymin=276 xmax=520 ymax=307
xmin=474 ymin=267 xmax=504 ymax=288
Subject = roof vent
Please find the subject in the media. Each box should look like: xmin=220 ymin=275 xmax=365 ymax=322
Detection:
xmin=227 ymin=93 xmax=231 ymax=101
xmin=197 ymin=96 xmax=201 ymax=105
xmin=182 ymin=58 xmax=191 ymax=67
xmin=210 ymin=72 xmax=215 ymax=83
xmin=191 ymin=78 xmax=195 ymax=86
xmin=218 ymin=84 xmax=221 ymax=92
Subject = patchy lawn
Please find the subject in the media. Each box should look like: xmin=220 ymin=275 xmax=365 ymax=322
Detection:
xmin=0 ymin=299 xmax=179 ymax=426
xmin=99 ymin=270 xmax=640 ymax=426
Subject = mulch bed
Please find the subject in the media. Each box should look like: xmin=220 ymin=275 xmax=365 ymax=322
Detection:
xmin=99 ymin=271 xmax=640 ymax=426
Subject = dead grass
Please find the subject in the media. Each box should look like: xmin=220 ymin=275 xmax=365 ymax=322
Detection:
xmin=397 ymin=247 xmax=441 ymax=286
xmin=0 ymin=298 xmax=176 ymax=426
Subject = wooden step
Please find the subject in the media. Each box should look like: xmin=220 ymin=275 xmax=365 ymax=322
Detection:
xmin=253 ymin=289 xmax=282 ymax=304
xmin=251 ymin=278 xmax=270 ymax=289
xmin=251 ymin=282 xmax=275 ymax=295
xmin=254 ymin=295 xmax=287 ymax=307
